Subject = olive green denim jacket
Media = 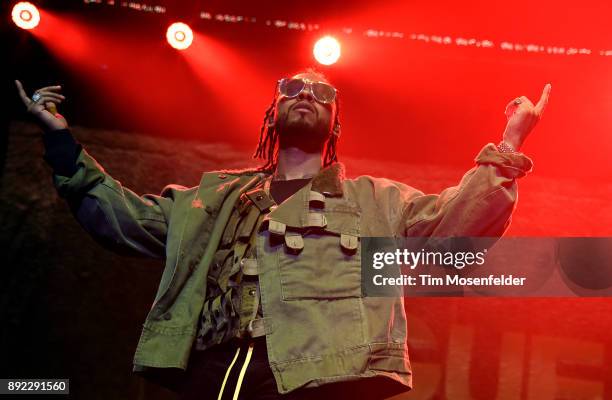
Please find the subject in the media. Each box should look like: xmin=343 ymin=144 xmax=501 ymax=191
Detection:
xmin=49 ymin=141 xmax=533 ymax=394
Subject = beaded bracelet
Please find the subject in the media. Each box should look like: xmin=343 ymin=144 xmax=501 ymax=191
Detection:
xmin=496 ymin=141 xmax=516 ymax=153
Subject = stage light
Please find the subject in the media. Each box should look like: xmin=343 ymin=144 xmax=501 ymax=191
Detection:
xmin=11 ymin=2 xmax=40 ymax=30
xmin=166 ymin=22 xmax=193 ymax=50
xmin=313 ymin=36 xmax=341 ymax=65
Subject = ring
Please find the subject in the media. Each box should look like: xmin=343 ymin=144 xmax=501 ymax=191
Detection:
xmin=31 ymin=92 xmax=42 ymax=103
xmin=513 ymin=98 xmax=522 ymax=105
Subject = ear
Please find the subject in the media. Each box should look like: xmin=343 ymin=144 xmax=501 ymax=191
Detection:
xmin=268 ymin=114 xmax=275 ymax=127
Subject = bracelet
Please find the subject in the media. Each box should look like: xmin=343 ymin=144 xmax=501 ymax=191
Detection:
xmin=496 ymin=141 xmax=516 ymax=153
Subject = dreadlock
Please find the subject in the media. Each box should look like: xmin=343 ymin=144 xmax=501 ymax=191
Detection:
xmin=253 ymin=91 xmax=280 ymax=173
xmin=253 ymin=72 xmax=341 ymax=172
xmin=323 ymin=98 xmax=341 ymax=167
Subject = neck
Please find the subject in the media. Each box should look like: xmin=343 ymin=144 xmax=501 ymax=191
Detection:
xmin=274 ymin=147 xmax=322 ymax=180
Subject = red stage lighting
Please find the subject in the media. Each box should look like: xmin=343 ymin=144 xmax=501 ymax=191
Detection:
xmin=11 ymin=2 xmax=40 ymax=30
xmin=313 ymin=36 xmax=341 ymax=65
xmin=166 ymin=22 xmax=193 ymax=50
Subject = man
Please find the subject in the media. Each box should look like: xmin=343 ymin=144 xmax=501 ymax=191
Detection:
xmin=15 ymin=70 xmax=550 ymax=399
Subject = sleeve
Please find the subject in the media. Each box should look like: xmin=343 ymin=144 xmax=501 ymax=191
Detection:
xmin=399 ymin=143 xmax=534 ymax=238
xmin=42 ymin=129 xmax=185 ymax=259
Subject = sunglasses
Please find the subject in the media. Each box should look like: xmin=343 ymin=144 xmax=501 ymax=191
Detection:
xmin=277 ymin=78 xmax=337 ymax=104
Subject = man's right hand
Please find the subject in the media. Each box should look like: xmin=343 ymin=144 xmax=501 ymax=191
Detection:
xmin=15 ymin=80 xmax=68 ymax=132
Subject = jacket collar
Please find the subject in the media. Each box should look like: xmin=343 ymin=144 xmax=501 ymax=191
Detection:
xmin=310 ymin=162 xmax=345 ymax=197
xmin=219 ymin=162 xmax=345 ymax=197
xmin=263 ymin=162 xmax=345 ymax=229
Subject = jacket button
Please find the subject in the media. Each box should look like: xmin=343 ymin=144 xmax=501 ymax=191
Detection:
xmin=163 ymin=313 xmax=172 ymax=320
xmin=248 ymin=289 xmax=257 ymax=296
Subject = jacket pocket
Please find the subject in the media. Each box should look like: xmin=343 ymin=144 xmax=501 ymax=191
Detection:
xmin=277 ymin=209 xmax=362 ymax=300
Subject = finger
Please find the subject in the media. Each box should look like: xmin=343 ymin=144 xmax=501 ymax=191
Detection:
xmin=505 ymin=96 xmax=525 ymax=109
xmin=37 ymin=91 xmax=65 ymax=101
xmin=15 ymin=80 xmax=32 ymax=105
xmin=38 ymin=96 xmax=63 ymax=105
xmin=37 ymin=85 xmax=62 ymax=93
xmin=504 ymin=99 xmax=521 ymax=116
xmin=534 ymin=83 xmax=551 ymax=114
xmin=519 ymin=96 xmax=534 ymax=108
xmin=505 ymin=99 xmax=517 ymax=111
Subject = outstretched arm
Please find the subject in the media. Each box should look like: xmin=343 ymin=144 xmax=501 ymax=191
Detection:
xmin=15 ymin=80 xmax=182 ymax=259
xmin=400 ymin=84 xmax=551 ymax=238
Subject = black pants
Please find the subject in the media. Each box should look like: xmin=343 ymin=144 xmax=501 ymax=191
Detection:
xmin=178 ymin=337 xmax=407 ymax=400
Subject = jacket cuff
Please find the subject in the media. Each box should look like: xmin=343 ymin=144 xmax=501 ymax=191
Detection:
xmin=475 ymin=143 xmax=534 ymax=179
xmin=42 ymin=128 xmax=83 ymax=177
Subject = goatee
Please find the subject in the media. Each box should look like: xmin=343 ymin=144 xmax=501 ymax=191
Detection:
xmin=276 ymin=118 xmax=330 ymax=153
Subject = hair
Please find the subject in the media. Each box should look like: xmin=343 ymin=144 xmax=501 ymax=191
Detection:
xmin=253 ymin=68 xmax=341 ymax=172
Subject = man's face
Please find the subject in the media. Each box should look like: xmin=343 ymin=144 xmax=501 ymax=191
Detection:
xmin=274 ymin=72 xmax=337 ymax=153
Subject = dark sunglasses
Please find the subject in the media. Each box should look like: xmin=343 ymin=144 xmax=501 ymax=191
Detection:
xmin=277 ymin=78 xmax=337 ymax=104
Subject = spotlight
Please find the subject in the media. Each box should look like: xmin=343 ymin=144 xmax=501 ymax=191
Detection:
xmin=12 ymin=2 xmax=40 ymax=30
xmin=166 ymin=22 xmax=193 ymax=50
xmin=313 ymin=36 xmax=341 ymax=65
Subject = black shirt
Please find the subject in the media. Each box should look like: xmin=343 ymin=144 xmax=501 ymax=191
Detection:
xmin=269 ymin=178 xmax=312 ymax=204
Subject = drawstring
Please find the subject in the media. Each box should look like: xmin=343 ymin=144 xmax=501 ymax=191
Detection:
xmin=217 ymin=347 xmax=241 ymax=400
xmin=233 ymin=341 xmax=255 ymax=400
xmin=217 ymin=341 xmax=256 ymax=400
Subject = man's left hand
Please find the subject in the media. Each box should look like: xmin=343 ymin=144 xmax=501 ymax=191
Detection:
xmin=502 ymin=83 xmax=551 ymax=151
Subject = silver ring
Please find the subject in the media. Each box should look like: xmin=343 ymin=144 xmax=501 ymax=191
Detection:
xmin=31 ymin=92 xmax=42 ymax=103
xmin=513 ymin=98 xmax=522 ymax=105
